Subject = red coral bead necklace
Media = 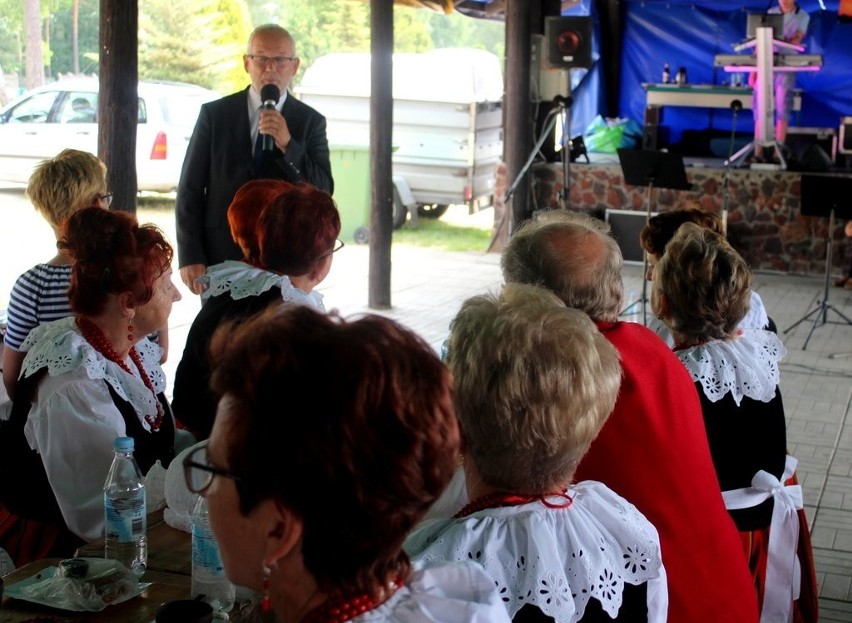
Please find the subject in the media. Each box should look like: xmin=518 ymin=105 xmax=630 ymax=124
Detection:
xmin=300 ymin=579 xmax=402 ymax=623
xmin=77 ymin=316 xmax=164 ymax=432
xmin=454 ymin=490 xmax=573 ymax=518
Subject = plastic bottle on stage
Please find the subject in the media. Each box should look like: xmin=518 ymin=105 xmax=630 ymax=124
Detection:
xmin=675 ymin=66 xmax=687 ymax=85
xmin=191 ymin=495 xmax=235 ymax=612
xmin=103 ymin=436 xmax=147 ymax=576
xmin=662 ymin=63 xmax=670 ymax=84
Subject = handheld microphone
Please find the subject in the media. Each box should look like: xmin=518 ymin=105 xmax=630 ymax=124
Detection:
xmin=259 ymin=83 xmax=280 ymax=152
xmin=730 ymin=99 xmax=743 ymax=112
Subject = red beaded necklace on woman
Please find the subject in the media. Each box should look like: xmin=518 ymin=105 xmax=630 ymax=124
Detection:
xmin=300 ymin=578 xmax=404 ymax=623
xmin=77 ymin=315 xmax=164 ymax=432
xmin=454 ymin=490 xmax=573 ymax=518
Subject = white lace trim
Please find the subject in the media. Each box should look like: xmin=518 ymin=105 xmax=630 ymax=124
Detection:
xmin=200 ymin=261 xmax=325 ymax=310
xmin=20 ymin=317 xmax=165 ymax=431
xmin=406 ymin=481 xmax=664 ymax=623
xmin=676 ymin=329 xmax=786 ymax=406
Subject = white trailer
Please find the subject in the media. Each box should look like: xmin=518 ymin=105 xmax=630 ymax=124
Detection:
xmin=296 ymin=48 xmax=503 ymax=231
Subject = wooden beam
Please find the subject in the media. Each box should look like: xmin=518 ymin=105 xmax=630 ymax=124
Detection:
xmin=504 ymin=0 xmax=533 ymax=233
xmin=99 ymin=0 xmax=138 ymax=213
xmin=369 ymin=0 xmax=394 ymax=309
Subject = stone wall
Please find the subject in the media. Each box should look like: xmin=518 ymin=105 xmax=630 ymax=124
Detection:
xmin=513 ymin=162 xmax=850 ymax=276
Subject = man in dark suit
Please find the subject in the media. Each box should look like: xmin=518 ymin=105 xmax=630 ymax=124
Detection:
xmin=176 ymin=24 xmax=333 ymax=295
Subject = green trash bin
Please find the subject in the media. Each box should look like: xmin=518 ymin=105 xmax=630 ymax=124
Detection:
xmin=329 ymin=145 xmax=371 ymax=244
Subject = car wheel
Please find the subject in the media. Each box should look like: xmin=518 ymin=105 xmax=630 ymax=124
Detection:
xmin=392 ymin=187 xmax=408 ymax=230
xmin=353 ymin=226 xmax=370 ymax=245
xmin=417 ymin=203 xmax=450 ymax=219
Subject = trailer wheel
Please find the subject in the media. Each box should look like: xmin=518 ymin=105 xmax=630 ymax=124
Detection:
xmin=353 ymin=226 xmax=369 ymax=244
xmin=392 ymin=187 xmax=408 ymax=230
xmin=417 ymin=203 xmax=450 ymax=219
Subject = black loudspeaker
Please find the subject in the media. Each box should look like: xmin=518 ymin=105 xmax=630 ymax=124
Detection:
xmin=544 ymin=16 xmax=593 ymax=69
xmin=795 ymin=144 xmax=834 ymax=172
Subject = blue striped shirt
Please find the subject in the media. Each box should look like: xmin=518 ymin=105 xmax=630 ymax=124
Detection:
xmin=3 ymin=264 xmax=73 ymax=350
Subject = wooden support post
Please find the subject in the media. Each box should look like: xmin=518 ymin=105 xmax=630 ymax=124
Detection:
xmin=369 ymin=0 xmax=394 ymax=309
xmin=99 ymin=0 xmax=138 ymax=213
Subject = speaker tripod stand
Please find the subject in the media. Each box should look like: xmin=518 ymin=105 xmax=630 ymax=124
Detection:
xmin=783 ymin=175 xmax=852 ymax=350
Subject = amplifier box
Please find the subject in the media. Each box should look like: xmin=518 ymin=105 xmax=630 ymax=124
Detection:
xmin=840 ymin=117 xmax=852 ymax=155
xmin=785 ymin=127 xmax=838 ymax=163
xmin=605 ymin=209 xmax=657 ymax=265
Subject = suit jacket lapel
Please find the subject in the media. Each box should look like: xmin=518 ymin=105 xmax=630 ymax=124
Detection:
xmin=229 ymin=87 xmax=253 ymax=160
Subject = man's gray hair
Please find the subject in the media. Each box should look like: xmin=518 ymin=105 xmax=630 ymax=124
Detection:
xmin=501 ymin=210 xmax=624 ymax=322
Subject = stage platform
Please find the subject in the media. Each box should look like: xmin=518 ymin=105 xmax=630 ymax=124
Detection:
xmin=526 ymin=156 xmax=852 ymax=276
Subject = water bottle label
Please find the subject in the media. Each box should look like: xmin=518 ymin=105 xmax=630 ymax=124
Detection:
xmin=104 ymin=493 xmax=146 ymax=542
xmin=192 ymin=527 xmax=226 ymax=578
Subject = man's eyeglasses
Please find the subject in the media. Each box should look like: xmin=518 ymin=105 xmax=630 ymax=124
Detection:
xmin=96 ymin=192 xmax=113 ymax=207
xmin=183 ymin=441 xmax=242 ymax=494
xmin=246 ymin=54 xmax=297 ymax=68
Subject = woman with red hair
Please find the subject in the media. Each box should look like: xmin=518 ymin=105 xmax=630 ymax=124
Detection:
xmin=185 ymin=304 xmax=511 ymax=622
xmin=0 ymin=207 xmax=181 ymax=566
xmin=172 ymin=182 xmax=341 ymax=440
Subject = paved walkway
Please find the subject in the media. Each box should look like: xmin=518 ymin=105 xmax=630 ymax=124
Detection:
xmin=164 ymin=244 xmax=852 ymax=622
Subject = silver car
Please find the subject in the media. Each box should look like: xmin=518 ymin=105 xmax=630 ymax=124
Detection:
xmin=0 ymin=78 xmax=219 ymax=192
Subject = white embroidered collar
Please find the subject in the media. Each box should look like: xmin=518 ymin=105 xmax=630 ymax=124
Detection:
xmin=200 ymin=261 xmax=325 ymax=310
xmin=676 ymin=329 xmax=786 ymax=406
xmin=20 ymin=317 xmax=166 ymax=431
xmin=405 ymin=481 xmax=663 ymax=623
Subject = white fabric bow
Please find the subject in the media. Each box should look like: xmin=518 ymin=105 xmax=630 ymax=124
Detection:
xmin=722 ymin=455 xmax=802 ymax=623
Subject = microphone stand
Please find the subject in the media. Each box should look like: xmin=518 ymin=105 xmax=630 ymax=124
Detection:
xmin=503 ymin=95 xmax=573 ymax=207
xmin=721 ymin=99 xmax=743 ymax=233
xmin=491 ymin=94 xmax=574 ymax=249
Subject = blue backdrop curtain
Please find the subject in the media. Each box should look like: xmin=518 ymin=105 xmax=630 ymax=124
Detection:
xmin=617 ymin=0 xmax=851 ymax=145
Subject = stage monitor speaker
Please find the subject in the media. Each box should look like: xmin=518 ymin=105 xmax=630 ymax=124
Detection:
xmin=605 ymin=209 xmax=658 ymax=265
xmin=544 ymin=16 xmax=593 ymax=69
xmin=839 ymin=117 xmax=852 ymax=155
xmin=785 ymin=127 xmax=837 ymax=167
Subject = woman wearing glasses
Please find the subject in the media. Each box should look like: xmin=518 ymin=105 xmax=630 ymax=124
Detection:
xmin=3 ymin=149 xmax=110 ymax=400
xmin=172 ymin=182 xmax=341 ymax=440
xmin=183 ymin=305 xmax=512 ymax=623
xmin=0 ymin=207 xmax=181 ymax=566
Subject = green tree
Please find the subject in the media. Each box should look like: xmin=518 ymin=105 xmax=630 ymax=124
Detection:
xmin=426 ymin=9 xmax=504 ymax=58
xmin=48 ymin=0 xmax=99 ymax=75
xmin=209 ymin=0 xmax=253 ymax=92
xmin=393 ymin=5 xmax=432 ymax=53
xmin=139 ymin=0 xmax=251 ymax=94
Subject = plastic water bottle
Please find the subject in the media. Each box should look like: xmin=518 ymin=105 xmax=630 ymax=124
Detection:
xmin=662 ymin=63 xmax=670 ymax=84
xmin=191 ymin=495 xmax=235 ymax=612
xmin=103 ymin=436 xmax=147 ymax=576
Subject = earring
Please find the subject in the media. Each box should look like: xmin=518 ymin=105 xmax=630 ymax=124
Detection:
xmin=261 ymin=563 xmax=272 ymax=613
xmin=127 ymin=322 xmax=134 ymax=342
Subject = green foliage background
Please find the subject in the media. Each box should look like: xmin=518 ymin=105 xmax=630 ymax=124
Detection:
xmin=0 ymin=0 xmax=504 ymax=98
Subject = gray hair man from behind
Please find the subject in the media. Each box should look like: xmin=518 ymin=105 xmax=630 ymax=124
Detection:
xmin=501 ymin=211 xmax=623 ymax=322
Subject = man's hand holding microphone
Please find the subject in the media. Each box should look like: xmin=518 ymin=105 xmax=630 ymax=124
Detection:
xmin=258 ymin=83 xmax=292 ymax=152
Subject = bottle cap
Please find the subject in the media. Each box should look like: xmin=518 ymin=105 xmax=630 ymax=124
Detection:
xmin=114 ymin=436 xmax=135 ymax=452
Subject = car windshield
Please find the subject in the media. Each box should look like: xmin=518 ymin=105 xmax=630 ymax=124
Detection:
xmin=159 ymin=94 xmax=209 ymax=127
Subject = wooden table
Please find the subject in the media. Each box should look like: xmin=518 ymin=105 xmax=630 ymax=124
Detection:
xmin=75 ymin=512 xmax=192 ymax=577
xmin=0 ymin=558 xmax=190 ymax=623
xmin=1 ymin=512 xmax=193 ymax=622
